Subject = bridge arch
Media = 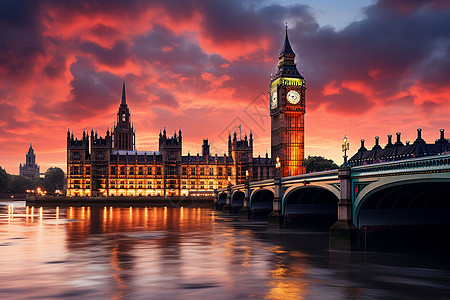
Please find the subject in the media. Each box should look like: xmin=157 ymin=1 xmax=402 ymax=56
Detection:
xmin=218 ymin=192 xmax=227 ymax=210
xmin=282 ymin=184 xmax=340 ymax=228
xmin=231 ymin=190 xmax=245 ymax=209
xmin=250 ymin=188 xmax=274 ymax=213
xmin=354 ymin=176 xmax=450 ymax=229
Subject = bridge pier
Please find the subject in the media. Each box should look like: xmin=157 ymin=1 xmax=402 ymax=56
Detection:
xmin=222 ymin=185 xmax=232 ymax=213
xmin=268 ymin=177 xmax=283 ymax=227
xmin=330 ymin=167 xmax=360 ymax=250
xmin=213 ymin=189 xmax=219 ymax=210
xmin=239 ymin=181 xmax=251 ymax=219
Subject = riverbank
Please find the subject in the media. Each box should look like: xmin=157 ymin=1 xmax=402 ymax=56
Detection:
xmin=2 ymin=195 xmax=213 ymax=208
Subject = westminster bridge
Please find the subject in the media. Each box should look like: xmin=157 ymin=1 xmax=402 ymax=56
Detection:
xmin=215 ymin=153 xmax=450 ymax=249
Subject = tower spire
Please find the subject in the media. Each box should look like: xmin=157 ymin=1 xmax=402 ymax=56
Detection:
xmin=121 ymin=81 xmax=126 ymax=105
xmin=113 ymin=81 xmax=135 ymax=150
xmin=274 ymin=24 xmax=302 ymax=80
xmin=280 ymin=22 xmax=294 ymax=58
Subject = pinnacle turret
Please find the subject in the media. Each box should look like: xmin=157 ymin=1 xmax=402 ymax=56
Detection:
xmin=121 ymin=81 xmax=126 ymax=105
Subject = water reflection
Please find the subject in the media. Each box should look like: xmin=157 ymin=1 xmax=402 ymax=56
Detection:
xmin=0 ymin=206 xmax=449 ymax=299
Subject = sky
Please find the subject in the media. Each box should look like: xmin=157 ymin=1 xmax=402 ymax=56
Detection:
xmin=1 ymin=0 xmax=450 ymax=175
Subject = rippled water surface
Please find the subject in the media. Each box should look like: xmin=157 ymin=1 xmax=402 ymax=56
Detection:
xmin=1 ymin=205 xmax=449 ymax=299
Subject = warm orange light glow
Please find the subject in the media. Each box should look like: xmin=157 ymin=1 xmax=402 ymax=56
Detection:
xmin=39 ymin=207 xmax=43 ymax=222
xmin=103 ymin=206 xmax=107 ymax=224
xmin=180 ymin=206 xmax=184 ymax=222
xmin=31 ymin=206 xmax=35 ymax=222
xmin=129 ymin=206 xmax=133 ymax=222
xmin=144 ymin=207 xmax=148 ymax=224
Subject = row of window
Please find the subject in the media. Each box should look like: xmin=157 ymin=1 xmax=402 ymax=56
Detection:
xmin=70 ymin=185 xmax=221 ymax=190
xmin=108 ymin=166 xmax=233 ymax=176
xmin=69 ymin=164 xmax=271 ymax=178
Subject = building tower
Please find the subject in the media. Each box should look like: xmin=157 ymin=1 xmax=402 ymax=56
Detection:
xmin=66 ymin=130 xmax=90 ymax=196
xmin=19 ymin=143 xmax=40 ymax=179
xmin=90 ymin=129 xmax=112 ymax=197
xmin=113 ymin=81 xmax=135 ymax=150
xmin=270 ymin=25 xmax=306 ymax=177
xmin=159 ymin=128 xmax=183 ymax=196
xmin=228 ymin=132 xmax=253 ymax=184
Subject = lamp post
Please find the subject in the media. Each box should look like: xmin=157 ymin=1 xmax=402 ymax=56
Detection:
xmin=223 ymin=176 xmax=232 ymax=213
xmin=330 ymin=134 xmax=359 ymax=250
xmin=342 ymin=135 xmax=350 ymax=166
xmin=275 ymin=156 xmax=281 ymax=178
xmin=240 ymin=169 xmax=251 ymax=219
xmin=268 ymin=156 xmax=283 ymax=227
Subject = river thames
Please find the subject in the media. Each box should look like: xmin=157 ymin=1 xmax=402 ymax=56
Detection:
xmin=1 ymin=205 xmax=449 ymax=299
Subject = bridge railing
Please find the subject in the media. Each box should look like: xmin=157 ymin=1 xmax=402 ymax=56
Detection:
xmin=281 ymin=169 xmax=339 ymax=184
xmin=351 ymin=153 xmax=450 ymax=177
xmin=215 ymin=169 xmax=341 ymax=194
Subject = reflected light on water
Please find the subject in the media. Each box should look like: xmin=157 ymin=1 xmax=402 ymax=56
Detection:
xmin=129 ymin=206 xmax=133 ymax=223
xmin=39 ymin=206 xmax=43 ymax=222
xmin=110 ymin=242 xmax=127 ymax=299
xmin=266 ymin=280 xmax=308 ymax=300
xmin=0 ymin=206 xmax=448 ymax=299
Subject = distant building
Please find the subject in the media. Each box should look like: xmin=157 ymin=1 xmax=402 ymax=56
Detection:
xmin=66 ymin=83 xmax=275 ymax=197
xmin=19 ymin=144 xmax=40 ymax=179
xmin=348 ymin=129 xmax=450 ymax=166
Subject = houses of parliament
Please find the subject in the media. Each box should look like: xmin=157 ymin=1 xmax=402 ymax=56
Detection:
xmin=66 ymin=27 xmax=306 ymax=197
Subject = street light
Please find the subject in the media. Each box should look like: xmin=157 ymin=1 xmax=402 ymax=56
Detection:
xmin=275 ymin=156 xmax=281 ymax=177
xmin=342 ymin=135 xmax=350 ymax=166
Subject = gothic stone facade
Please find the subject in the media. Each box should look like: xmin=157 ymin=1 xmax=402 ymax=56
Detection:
xmin=67 ymin=84 xmax=274 ymax=197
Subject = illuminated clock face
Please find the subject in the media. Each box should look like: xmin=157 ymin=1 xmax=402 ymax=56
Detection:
xmin=122 ymin=114 xmax=126 ymax=121
xmin=270 ymin=90 xmax=278 ymax=109
xmin=287 ymin=90 xmax=301 ymax=104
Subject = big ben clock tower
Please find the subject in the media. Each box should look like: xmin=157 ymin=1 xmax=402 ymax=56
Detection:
xmin=270 ymin=25 xmax=306 ymax=177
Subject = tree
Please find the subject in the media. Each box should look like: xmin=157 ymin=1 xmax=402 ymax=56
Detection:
xmin=0 ymin=166 xmax=8 ymax=193
xmin=7 ymin=174 xmax=37 ymax=194
xmin=43 ymin=167 xmax=65 ymax=194
xmin=305 ymin=156 xmax=339 ymax=173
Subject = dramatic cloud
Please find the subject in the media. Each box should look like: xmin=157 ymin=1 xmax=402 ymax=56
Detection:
xmin=0 ymin=0 xmax=449 ymax=173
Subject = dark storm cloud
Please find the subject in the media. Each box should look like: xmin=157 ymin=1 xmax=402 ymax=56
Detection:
xmin=132 ymin=25 xmax=226 ymax=78
xmin=376 ymin=0 xmax=450 ymax=14
xmin=322 ymin=89 xmax=374 ymax=115
xmin=153 ymin=93 xmax=179 ymax=108
xmin=79 ymin=40 xmax=130 ymax=67
xmin=418 ymin=43 xmax=450 ymax=88
xmin=64 ymin=58 xmax=121 ymax=119
xmin=293 ymin=0 xmax=450 ymax=111
xmin=0 ymin=1 xmax=44 ymax=80
xmin=43 ymin=54 xmax=67 ymax=78
xmin=197 ymin=0 xmax=269 ymax=42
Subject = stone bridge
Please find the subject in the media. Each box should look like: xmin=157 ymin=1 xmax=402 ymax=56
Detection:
xmin=215 ymin=154 xmax=450 ymax=249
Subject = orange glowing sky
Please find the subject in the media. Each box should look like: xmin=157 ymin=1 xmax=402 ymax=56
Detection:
xmin=1 ymin=0 xmax=450 ymax=174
